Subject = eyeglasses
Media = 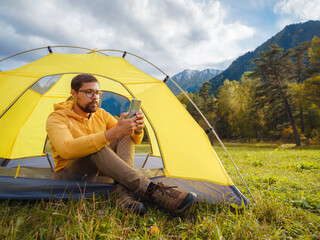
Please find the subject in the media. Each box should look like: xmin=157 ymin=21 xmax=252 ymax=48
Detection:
xmin=78 ymin=89 xmax=103 ymax=98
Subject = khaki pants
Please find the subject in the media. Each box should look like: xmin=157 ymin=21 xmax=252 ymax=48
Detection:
xmin=63 ymin=136 xmax=150 ymax=194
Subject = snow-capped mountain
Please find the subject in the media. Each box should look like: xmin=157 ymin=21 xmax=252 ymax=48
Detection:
xmin=168 ymin=68 xmax=222 ymax=95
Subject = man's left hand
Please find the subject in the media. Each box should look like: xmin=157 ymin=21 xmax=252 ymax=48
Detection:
xmin=134 ymin=111 xmax=145 ymax=133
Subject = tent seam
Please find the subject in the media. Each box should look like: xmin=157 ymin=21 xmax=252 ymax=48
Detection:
xmin=8 ymin=91 xmax=42 ymax=158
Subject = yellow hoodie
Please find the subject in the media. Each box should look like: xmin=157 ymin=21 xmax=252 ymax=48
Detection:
xmin=46 ymin=100 xmax=143 ymax=172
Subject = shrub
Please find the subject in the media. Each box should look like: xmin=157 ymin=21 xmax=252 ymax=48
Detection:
xmin=308 ymin=129 xmax=320 ymax=145
xmin=281 ymin=126 xmax=302 ymax=143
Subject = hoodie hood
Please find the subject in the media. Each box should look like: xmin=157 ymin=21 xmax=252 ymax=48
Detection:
xmin=53 ymin=100 xmax=84 ymax=120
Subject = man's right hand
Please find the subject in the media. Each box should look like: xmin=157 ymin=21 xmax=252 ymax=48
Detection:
xmin=115 ymin=112 xmax=138 ymax=135
xmin=104 ymin=112 xmax=137 ymax=142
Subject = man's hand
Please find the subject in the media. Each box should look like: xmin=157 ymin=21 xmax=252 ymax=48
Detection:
xmin=116 ymin=112 xmax=137 ymax=135
xmin=134 ymin=111 xmax=145 ymax=134
xmin=104 ymin=111 xmax=145 ymax=142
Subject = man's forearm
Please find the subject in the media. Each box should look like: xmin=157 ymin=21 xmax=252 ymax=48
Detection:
xmin=104 ymin=127 xmax=121 ymax=143
xmin=49 ymin=131 xmax=107 ymax=159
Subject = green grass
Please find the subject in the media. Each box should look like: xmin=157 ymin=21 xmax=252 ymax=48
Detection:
xmin=1 ymin=143 xmax=319 ymax=239
xmin=135 ymin=142 xmax=151 ymax=153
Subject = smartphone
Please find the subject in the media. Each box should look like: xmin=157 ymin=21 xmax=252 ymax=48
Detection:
xmin=126 ymin=99 xmax=142 ymax=119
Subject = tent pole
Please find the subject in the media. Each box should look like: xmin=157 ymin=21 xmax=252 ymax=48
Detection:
xmin=0 ymin=46 xmax=108 ymax=63
xmin=167 ymin=77 xmax=256 ymax=204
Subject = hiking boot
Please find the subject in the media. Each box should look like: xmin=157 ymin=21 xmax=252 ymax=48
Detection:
xmin=145 ymin=182 xmax=196 ymax=216
xmin=112 ymin=183 xmax=147 ymax=215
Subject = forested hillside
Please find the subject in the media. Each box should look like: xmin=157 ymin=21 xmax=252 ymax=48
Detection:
xmin=178 ymin=36 xmax=320 ymax=146
xmin=209 ymin=20 xmax=320 ymax=95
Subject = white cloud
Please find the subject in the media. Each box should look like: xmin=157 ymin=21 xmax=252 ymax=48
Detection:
xmin=274 ymin=0 xmax=320 ymax=21
xmin=0 ymin=0 xmax=255 ymax=76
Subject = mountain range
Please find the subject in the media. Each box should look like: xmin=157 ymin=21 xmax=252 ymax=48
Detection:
xmin=208 ymin=20 xmax=320 ymax=95
xmin=168 ymin=68 xmax=222 ymax=95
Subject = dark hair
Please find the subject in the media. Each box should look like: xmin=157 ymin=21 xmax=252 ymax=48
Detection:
xmin=71 ymin=74 xmax=99 ymax=91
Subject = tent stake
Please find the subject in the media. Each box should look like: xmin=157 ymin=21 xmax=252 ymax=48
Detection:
xmin=46 ymin=153 xmax=54 ymax=172
xmin=166 ymin=77 xmax=256 ymax=204
xmin=141 ymin=153 xmax=150 ymax=168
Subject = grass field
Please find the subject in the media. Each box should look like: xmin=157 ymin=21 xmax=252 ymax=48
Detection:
xmin=1 ymin=143 xmax=319 ymax=239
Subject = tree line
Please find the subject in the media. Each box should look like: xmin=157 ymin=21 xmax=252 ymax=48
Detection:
xmin=177 ymin=36 xmax=320 ymax=146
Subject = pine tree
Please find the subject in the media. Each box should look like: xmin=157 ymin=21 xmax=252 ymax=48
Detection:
xmin=307 ymin=36 xmax=320 ymax=76
xmin=291 ymin=41 xmax=311 ymax=134
xmin=199 ymin=82 xmax=215 ymax=114
xmin=304 ymin=36 xmax=320 ymax=109
xmin=250 ymin=44 xmax=301 ymax=146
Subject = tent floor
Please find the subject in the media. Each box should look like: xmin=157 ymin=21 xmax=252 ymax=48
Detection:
xmin=0 ymin=166 xmax=249 ymax=206
xmin=1 ymin=154 xmax=249 ymax=205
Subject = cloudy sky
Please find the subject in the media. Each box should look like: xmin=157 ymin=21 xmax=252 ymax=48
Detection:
xmin=1 ymin=0 xmax=320 ymax=77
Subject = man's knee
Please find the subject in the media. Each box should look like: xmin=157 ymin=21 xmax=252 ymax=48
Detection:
xmin=92 ymin=145 xmax=115 ymax=160
xmin=117 ymin=135 xmax=135 ymax=146
xmin=109 ymin=135 xmax=134 ymax=152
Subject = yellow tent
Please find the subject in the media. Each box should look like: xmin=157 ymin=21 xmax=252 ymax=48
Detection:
xmin=0 ymin=48 xmax=249 ymax=204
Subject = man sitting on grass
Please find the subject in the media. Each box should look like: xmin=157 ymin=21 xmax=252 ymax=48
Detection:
xmin=46 ymin=73 xmax=196 ymax=216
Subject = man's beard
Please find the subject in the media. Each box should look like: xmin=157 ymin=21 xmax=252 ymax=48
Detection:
xmin=77 ymin=100 xmax=100 ymax=113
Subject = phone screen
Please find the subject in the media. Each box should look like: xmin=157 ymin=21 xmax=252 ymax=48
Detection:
xmin=127 ymin=99 xmax=142 ymax=118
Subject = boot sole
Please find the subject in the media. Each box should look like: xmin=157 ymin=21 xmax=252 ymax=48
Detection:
xmin=172 ymin=192 xmax=197 ymax=216
xmin=126 ymin=202 xmax=147 ymax=216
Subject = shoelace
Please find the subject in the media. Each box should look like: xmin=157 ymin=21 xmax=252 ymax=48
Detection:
xmin=147 ymin=182 xmax=179 ymax=198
